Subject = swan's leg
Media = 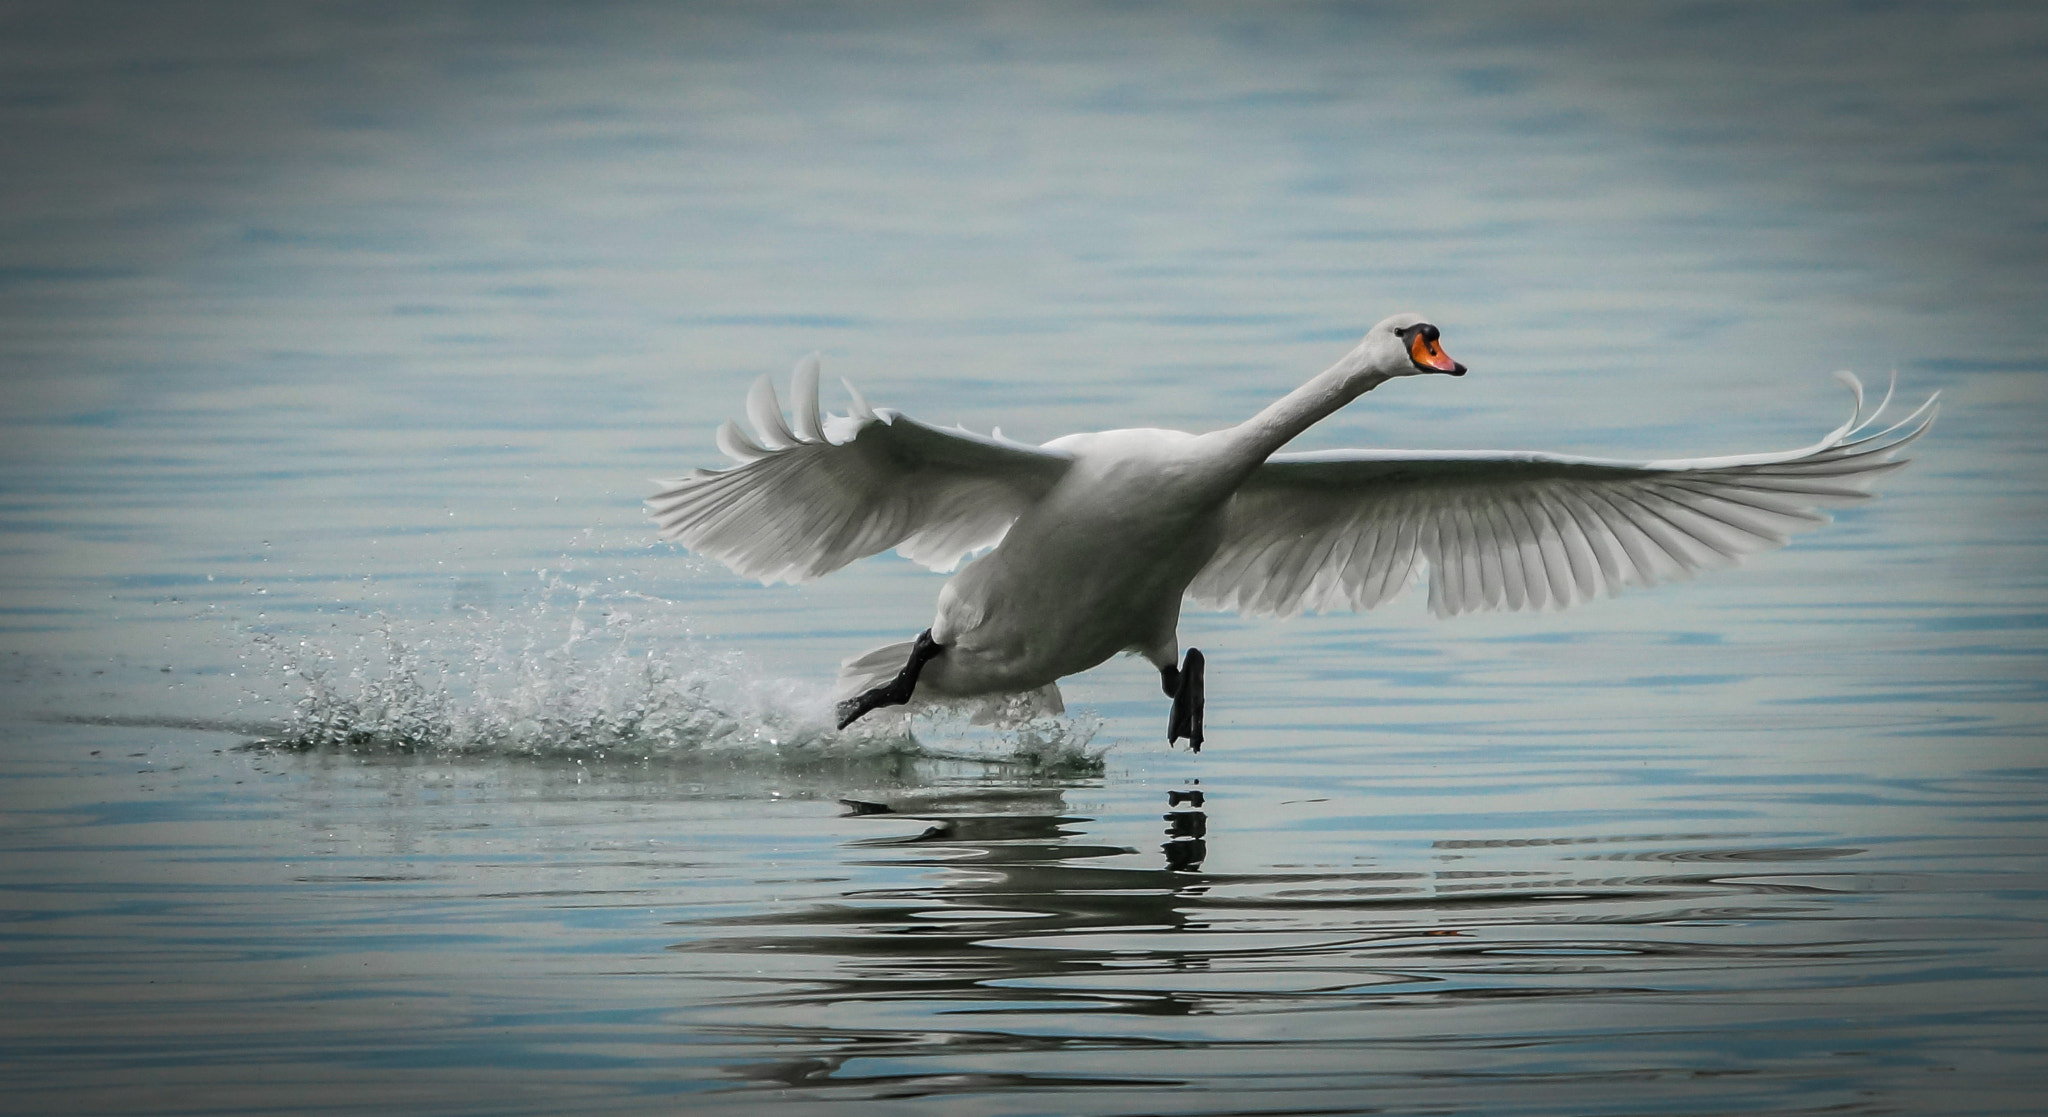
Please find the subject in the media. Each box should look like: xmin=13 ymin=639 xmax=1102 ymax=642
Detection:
xmin=836 ymin=630 xmax=944 ymax=730
xmin=1165 ymin=647 xmax=1205 ymax=753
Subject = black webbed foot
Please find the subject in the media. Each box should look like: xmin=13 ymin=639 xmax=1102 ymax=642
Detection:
xmin=1165 ymin=647 xmax=1205 ymax=752
xmin=836 ymin=630 xmax=944 ymax=730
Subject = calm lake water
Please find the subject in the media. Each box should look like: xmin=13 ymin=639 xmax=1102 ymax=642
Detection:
xmin=4 ymin=4 xmax=2046 ymax=1114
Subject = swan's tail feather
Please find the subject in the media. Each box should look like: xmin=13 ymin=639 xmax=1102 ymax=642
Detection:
xmin=837 ymin=639 xmax=920 ymax=700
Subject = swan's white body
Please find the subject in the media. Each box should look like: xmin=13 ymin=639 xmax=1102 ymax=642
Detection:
xmin=648 ymin=314 xmax=1934 ymax=726
xmin=919 ymin=425 xmax=1229 ymax=700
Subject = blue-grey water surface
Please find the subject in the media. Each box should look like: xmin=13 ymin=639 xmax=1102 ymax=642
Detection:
xmin=3 ymin=4 xmax=2046 ymax=1114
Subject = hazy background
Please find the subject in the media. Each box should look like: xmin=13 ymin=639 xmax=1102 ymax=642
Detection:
xmin=3 ymin=3 xmax=2044 ymax=679
xmin=2 ymin=4 xmax=2045 ymax=1114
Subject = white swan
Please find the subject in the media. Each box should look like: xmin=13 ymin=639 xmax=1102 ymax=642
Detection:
xmin=648 ymin=313 xmax=1934 ymax=751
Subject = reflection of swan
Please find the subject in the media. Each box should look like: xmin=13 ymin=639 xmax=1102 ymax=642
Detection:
xmin=649 ymin=314 xmax=1933 ymax=750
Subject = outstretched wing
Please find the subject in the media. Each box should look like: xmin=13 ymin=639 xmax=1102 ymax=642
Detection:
xmin=1189 ymin=374 xmax=1937 ymax=618
xmin=647 ymin=356 xmax=1075 ymax=584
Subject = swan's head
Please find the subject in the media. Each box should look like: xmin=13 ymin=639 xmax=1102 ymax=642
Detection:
xmin=1354 ymin=312 xmax=1467 ymax=380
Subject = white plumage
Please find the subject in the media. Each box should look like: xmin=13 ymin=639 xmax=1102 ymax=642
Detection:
xmin=1190 ymin=371 xmax=1933 ymax=619
xmin=647 ymin=314 xmax=1933 ymax=745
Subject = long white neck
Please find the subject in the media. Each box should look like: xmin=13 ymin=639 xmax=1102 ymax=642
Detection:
xmin=1213 ymin=359 xmax=1389 ymax=470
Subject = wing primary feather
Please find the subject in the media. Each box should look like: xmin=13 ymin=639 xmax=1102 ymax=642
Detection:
xmin=1317 ymin=519 xmax=1368 ymax=612
xmin=1618 ymin=488 xmax=1733 ymax=567
xmin=1295 ymin=522 xmax=1353 ymax=614
xmin=746 ymin=375 xmax=798 ymax=450
xmin=716 ymin=419 xmax=769 ymax=463
xmin=1540 ymin=488 xmax=1608 ymax=597
xmin=1263 ymin=536 xmax=1307 ymax=615
xmin=1665 ymin=480 xmax=1827 ymax=523
xmin=842 ymin=378 xmax=877 ymax=422
xmin=1847 ymin=392 xmax=1938 ymax=447
xmin=1702 ymin=474 xmax=1887 ymax=499
xmin=1657 ymin=483 xmax=1804 ymax=541
xmin=1592 ymin=487 xmax=1696 ymax=576
xmin=1604 ymin=488 xmax=1710 ymax=570
xmin=1526 ymin=498 xmax=1566 ymax=608
xmin=791 ymin=354 xmax=826 ymax=443
xmin=1383 ymin=522 xmax=1423 ymax=608
xmin=1443 ymin=500 xmax=1477 ymax=615
xmin=1297 ymin=525 xmax=1353 ymax=613
xmin=1457 ymin=500 xmax=1487 ymax=614
xmin=1797 ymin=399 xmax=1935 ymax=461
xmin=1350 ymin=516 xmax=1390 ymax=608
xmin=1351 ymin=516 xmax=1396 ymax=607
xmin=1473 ymin=497 xmax=1508 ymax=610
xmin=1826 ymin=370 xmax=1869 ymax=445
xmin=1422 ymin=515 xmax=1449 ymax=616
xmin=1426 ymin=506 xmax=1456 ymax=615
xmin=1576 ymin=486 xmax=1665 ymax=587
xmin=1546 ymin=492 xmax=1593 ymax=604
xmin=1642 ymin=484 xmax=1773 ymax=550
xmin=1356 ymin=507 xmax=1403 ymax=607
xmin=1368 ymin=504 xmax=1417 ymax=606
xmin=1496 ymin=496 xmax=1553 ymax=609
xmin=1258 ymin=533 xmax=1305 ymax=614
xmin=1654 ymin=487 xmax=1769 ymax=553
xmin=1241 ymin=532 xmax=1311 ymax=615
xmin=1455 ymin=499 xmax=1486 ymax=614
xmin=1481 ymin=498 xmax=1528 ymax=611
xmin=1261 ymin=531 xmax=1312 ymax=615
xmin=1852 ymin=371 xmax=1898 ymax=439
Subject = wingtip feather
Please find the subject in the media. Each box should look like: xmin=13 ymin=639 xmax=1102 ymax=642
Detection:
xmin=746 ymin=374 xmax=798 ymax=450
xmin=842 ymin=377 xmax=877 ymax=422
xmin=791 ymin=354 xmax=826 ymax=443
xmin=716 ymin=418 xmax=769 ymax=463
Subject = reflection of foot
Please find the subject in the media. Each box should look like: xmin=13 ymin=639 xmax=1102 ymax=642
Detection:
xmin=1163 ymin=785 xmax=1208 ymax=871
xmin=1166 ymin=647 xmax=1206 ymax=752
xmin=837 ymin=798 xmax=894 ymax=815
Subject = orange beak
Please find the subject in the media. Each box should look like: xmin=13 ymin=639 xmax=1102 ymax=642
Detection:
xmin=1408 ymin=330 xmax=1464 ymax=375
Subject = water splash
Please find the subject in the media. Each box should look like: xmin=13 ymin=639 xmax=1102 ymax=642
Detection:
xmin=242 ymin=571 xmax=1104 ymax=773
